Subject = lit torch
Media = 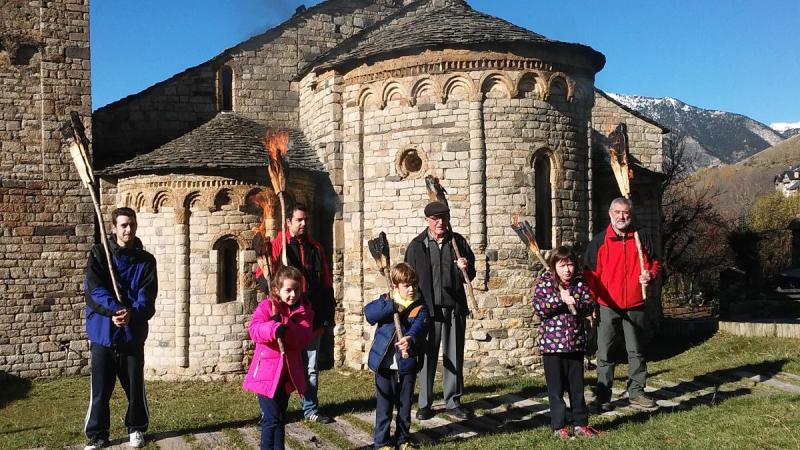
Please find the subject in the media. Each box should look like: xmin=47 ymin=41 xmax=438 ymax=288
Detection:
xmin=264 ymin=130 xmax=289 ymax=267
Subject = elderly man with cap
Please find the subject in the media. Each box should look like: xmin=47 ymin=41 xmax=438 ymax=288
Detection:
xmin=405 ymin=201 xmax=476 ymax=420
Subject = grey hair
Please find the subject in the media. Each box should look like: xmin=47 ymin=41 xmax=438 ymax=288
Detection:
xmin=608 ymin=197 xmax=633 ymax=211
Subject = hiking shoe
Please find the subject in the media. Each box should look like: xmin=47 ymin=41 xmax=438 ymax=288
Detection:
xmin=84 ymin=437 xmax=108 ymax=450
xmin=629 ymin=393 xmax=657 ymax=409
xmin=415 ymin=407 xmax=434 ymax=420
xmin=305 ymin=413 xmax=335 ymax=424
xmin=573 ymin=425 xmax=600 ymax=438
xmin=553 ymin=427 xmax=571 ymax=440
xmin=129 ymin=431 xmax=145 ymax=448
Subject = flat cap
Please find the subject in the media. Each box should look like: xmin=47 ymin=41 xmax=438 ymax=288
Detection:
xmin=424 ymin=201 xmax=450 ymax=217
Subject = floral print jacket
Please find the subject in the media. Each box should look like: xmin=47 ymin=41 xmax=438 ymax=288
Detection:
xmin=531 ymin=271 xmax=596 ymax=354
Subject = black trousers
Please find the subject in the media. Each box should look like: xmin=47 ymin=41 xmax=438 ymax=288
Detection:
xmin=374 ymin=368 xmax=416 ymax=448
xmin=84 ymin=342 xmax=149 ymax=440
xmin=543 ymin=352 xmax=588 ymax=430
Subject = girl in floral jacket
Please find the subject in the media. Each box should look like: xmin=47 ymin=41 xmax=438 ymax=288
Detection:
xmin=532 ymin=246 xmax=599 ymax=440
xmin=243 ymin=266 xmax=314 ymax=450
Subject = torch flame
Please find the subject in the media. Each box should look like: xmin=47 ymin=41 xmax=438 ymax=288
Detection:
xmin=265 ymin=130 xmax=289 ymax=161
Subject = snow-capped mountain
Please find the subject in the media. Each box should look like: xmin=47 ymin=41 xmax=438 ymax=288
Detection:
xmin=771 ymin=122 xmax=800 ymax=139
xmin=606 ymin=93 xmax=785 ymax=169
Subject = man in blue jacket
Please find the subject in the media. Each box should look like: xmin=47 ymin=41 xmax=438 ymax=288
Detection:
xmin=83 ymin=207 xmax=157 ymax=450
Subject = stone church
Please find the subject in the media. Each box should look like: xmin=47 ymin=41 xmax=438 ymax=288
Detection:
xmin=0 ymin=0 xmax=667 ymax=380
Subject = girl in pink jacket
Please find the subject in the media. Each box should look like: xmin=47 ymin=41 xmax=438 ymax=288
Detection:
xmin=243 ymin=266 xmax=314 ymax=450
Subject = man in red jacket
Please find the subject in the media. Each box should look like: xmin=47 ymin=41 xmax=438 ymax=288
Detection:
xmin=255 ymin=203 xmax=336 ymax=424
xmin=584 ymin=198 xmax=661 ymax=411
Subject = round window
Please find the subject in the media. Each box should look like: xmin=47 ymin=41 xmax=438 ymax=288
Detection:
xmin=396 ymin=148 xmax=427 ymax=179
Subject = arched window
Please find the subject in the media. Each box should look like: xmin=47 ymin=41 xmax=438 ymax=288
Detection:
xmin=215 ymin=238 xmax=238 ymax=303
xmin=533 ymin=155 xmax=553 ymax=249
xmin=218 ymin=65 xmax=233 ymax=111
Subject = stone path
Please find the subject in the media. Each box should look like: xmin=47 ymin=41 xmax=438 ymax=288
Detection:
xmin=48 ymin=370 xmax=800 ymax=450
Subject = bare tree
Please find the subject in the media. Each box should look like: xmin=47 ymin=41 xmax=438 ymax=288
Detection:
xmin=660 ymin=135 xmax=729 ymax=290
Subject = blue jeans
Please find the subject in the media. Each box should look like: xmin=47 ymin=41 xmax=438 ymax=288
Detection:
xmin=258 ymin=388 xmax=289 ymax=450
xmin=301 ymin=334 xmax=321 ymax=418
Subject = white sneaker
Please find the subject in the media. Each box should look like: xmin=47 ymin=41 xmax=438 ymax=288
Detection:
xmin=129 ymin=431 xmax=145 ymax=448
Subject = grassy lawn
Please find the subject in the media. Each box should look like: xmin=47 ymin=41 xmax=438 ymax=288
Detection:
xmin=1 ymin=332 xmax=799 ymax=449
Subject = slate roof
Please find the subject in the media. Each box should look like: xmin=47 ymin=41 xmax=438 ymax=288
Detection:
xmin=307 ymin=0 xmax=605 ymax=75
xmin=99 ymin=112 xmax=323 ymax=176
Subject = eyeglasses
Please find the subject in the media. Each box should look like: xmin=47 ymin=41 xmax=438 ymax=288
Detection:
xmin=426 ymin=215 xmax=449 ymax=223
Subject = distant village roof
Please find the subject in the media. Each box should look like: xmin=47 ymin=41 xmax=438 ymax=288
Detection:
xmin=776 ymin=164 xmax=800 ymax=183
xmin=99 ymin=112 xmax=323 ymax=176
xmin=307 ymin=0 xmax=605 ymax=75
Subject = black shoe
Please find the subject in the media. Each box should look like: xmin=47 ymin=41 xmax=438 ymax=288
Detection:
xmin=589 ymin=399 xmax=612 ymax=413
xmin=446 ymin=406 xmax=472 ymax=420
xmin=415 ymin=407 xmax=434 ymax=420
xmin=305 ymin=413 xmax=335 ymax=424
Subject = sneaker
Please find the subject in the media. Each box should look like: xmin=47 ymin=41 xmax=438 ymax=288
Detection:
xmin=445 ymin=406 xmax=472 ymax=420
xmin=84 ymin=437 xmax=108 ymax=450
xmin=305 ymin=413 xmax=335 ymax=424
xmin=628 ymin=393 xmax=657 ymax=409
xmin=553 ymin=427 xmax=571 ymax=440
xmin=415 ymin=406 xmax=434 ymax=420
xmin=377 ymin=446 xmax=394 ymax=450
xmin=573 ymin=425 xmax=600 ymax=438
xmin=129 ymin=431 xmax=145 ymax=448
xmin=399 ymin=443 xmax=417 ymax=450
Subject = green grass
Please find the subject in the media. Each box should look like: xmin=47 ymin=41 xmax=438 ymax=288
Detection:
xmin=1 ymin=332 xmax=798 ymax=449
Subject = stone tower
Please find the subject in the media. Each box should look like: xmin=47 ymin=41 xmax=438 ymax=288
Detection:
xmin=0 ymin=0 xmax=93 ymax=378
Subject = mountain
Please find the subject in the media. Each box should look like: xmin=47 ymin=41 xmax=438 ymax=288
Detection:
xmin=607 ymin=93 xmax=785 ymax=168
xmin=783 ymin=128 xmax=800 ymax=139
xmin=689 ymin=134 xmax=800 ymax=220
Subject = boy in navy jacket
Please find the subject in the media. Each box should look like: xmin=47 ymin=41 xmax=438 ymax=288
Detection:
xmin=365 ymin=262 xmax=429 ymax=450
xmin=83 ymin=208 xmax=157 ymax=450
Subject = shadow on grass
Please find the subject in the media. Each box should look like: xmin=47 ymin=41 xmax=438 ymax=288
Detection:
xmin=402 ymin=358 xmax=788 ymax=446
xmin=0 ymin=373 xmax=32 ymax=409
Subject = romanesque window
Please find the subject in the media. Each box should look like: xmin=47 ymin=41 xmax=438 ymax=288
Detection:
xmin=218 ymin=65 xmax=234 ymax=111
xmin=216 ymin=238 xmax=238 ymax=303
xmin=533 ymin=154 xmax=553 ymax=249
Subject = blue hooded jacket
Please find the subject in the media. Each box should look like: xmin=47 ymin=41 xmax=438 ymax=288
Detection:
xmin=364 ymin=293 xmax=428 ymax=375
xmin=84 ymin=237 xmax=157 ymax=347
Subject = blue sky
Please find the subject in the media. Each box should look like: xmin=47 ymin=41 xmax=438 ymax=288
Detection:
xmin=91 ymin=0 xmax=799 ymax=128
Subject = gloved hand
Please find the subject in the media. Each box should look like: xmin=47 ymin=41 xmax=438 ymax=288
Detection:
xmin=275 ymin=324 xmax=287 ymax=339
xmin=270 ymin=314 xmax=282 ymax=323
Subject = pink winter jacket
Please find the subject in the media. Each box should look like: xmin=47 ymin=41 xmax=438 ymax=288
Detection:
xmin=242 ymin=296 xmax=314 ymax=399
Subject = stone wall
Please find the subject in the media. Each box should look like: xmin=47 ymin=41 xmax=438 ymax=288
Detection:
xmin=110 ymin=171 xmax=317 ymax=380
xmin=590 ymin=91 xmax=666 ymax=244
xmin=0 ymin=0 xmax=93 ymax=379
xmin=92 ymin=0 xmax=407 ymax=170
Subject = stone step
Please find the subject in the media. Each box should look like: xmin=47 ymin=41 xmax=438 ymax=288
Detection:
xmin=192 ymin=430 xmax=232 ymax=449
xmin=237 ymin=426 xmax=262 ymax=450
xmin=324 ymin=417 xmax=374 ymax=449
xmin=284 ymin=422 xmax=338 ymax=450
xmin=156 ymin=435 xmax=192 ymax=450
xmin=731 ymin=369 xmax=800 ymax=394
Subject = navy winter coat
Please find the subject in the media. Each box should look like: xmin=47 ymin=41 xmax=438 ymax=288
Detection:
xmin=84 ymin=237 xmax=157 ymax=347
xmin=365 ymin=294 xmax=429 ymax=375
